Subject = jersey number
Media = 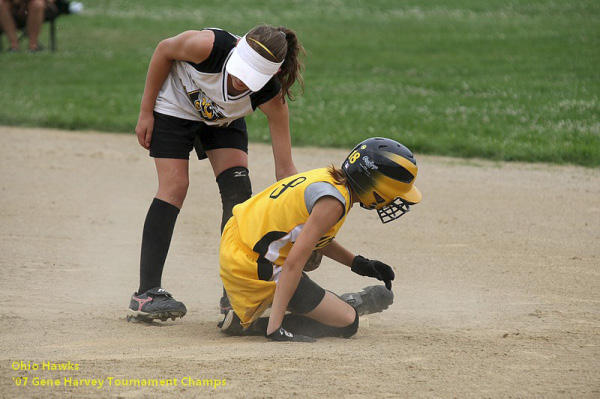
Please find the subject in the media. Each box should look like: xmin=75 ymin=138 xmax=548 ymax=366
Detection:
xmin=269 ymin=177 xmax=306 ymax=199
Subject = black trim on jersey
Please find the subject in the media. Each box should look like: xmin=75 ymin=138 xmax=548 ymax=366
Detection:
xmin=253 ymin=231 xmax=288 ymax=281
xmin=188 ymin=28 xmax=237 ymax=73
xmin=228 ymin=86 xmax=250 ymax=101
xmin=250 ymin=78 xmax=281 ymax=110
xmin=221 ymin=51 xmax=238 ymax=103
xmin=256 ymin=258 xmax=274 ymax=281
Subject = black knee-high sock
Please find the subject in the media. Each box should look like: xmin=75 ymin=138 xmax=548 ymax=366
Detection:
xmin=138 ymin=198 xmax=180 ymax=294
xmin=216 ymin=167 xmax=252 ymax=304
xmin=216 ymin=166 xmax=252 ymax=233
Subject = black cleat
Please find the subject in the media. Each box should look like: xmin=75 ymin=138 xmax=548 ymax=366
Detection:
xmin=219 ymin=295 xmax=232 ymax=315
xmin=219 ymin=287 xmax=232 ymax=315
xmin=217 ymin=309 xmax=245 ymax=336
xmin=127 ymin=287 xmax=187 ymax=322
xmin=340 ymin=285 xmax=394 ymax=316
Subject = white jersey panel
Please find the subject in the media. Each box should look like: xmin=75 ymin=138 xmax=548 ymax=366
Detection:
xmin=154 ymin=57 xmax=255 ymax=126
xmin=264 ymin=224 xmax=305 ymax=263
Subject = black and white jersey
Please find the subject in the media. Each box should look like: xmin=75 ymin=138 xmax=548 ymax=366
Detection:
xmin=154 ymin=28 xmax=281 ymax=126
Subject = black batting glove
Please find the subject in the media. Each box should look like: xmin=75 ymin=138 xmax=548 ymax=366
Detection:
xmin=266 ymin=327 xmax=316 ymax=343
xmin=351 ymin=255 xmax=395 ymax=290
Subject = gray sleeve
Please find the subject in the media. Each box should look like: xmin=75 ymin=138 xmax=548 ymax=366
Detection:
xmin=304 ymin=182 xmax=346 ymax=214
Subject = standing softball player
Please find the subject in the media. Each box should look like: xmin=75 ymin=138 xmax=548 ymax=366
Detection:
xmin=127 ymin=25 xmax=305 ymax=322
xmin=218 ymin=137 xmax=422 ymax=341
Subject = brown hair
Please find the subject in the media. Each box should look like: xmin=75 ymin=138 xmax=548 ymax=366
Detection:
xmin=246 ymin=24 xmax=305 ymax=102
xmin=327 ymin=165 xmax=348 ymax=186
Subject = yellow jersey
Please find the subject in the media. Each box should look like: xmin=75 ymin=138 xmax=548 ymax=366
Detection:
xmin=232 ymin=167 xmax=352 ymax=279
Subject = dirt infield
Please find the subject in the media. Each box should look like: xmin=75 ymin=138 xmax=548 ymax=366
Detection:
xmin=1 ymin=126 xmax=599 ymax=398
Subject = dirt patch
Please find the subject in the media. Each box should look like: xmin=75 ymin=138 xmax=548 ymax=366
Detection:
xmin=1 ymin=126 xmax=599 ymax=398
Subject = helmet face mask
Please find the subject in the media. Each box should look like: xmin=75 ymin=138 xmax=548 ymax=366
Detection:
xmin=376 ymin=197 xmax=411 ymax=223
xmin=342 ymin=137 xmax=421 ymax=223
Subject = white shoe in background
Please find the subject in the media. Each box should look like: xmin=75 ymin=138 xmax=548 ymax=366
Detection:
xmin=69 ymin=1 xmax=84 ymax=14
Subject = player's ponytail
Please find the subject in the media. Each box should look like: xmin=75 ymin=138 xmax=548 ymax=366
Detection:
xmin=246 ymin=25 xmax=305 ymax=102
xmin=276 ymin=26 xmax=305 ymax=101
xmin=328 ymin=165 xmax=348 ymax=186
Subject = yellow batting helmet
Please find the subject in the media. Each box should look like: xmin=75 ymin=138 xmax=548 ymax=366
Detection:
xmin=342 ymin=137 xmax=422 ymax=223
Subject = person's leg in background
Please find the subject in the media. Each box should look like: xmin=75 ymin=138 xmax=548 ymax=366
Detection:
xmin=0 ymin=0 xmax=20 ymax=51
xmin=25 ymin=0 xmax=45 ymax=51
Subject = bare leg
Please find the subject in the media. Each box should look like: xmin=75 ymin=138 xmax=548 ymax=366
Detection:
xmin=154 ymin=158 xmax=190 ymax=208
xmin=137 ymin=158 xmax=189 ymax=294
xmin=26 ymin=0 xmax=45 ymax=50
xmin=304 ymin=291 xmax=357 ymax=327
xmin=0 ymin=0 xmax=19 ymax=50
xmin=206 ymin=148 xmax=248 ymax=177
xmin=248 ymin=293 xmax=359 ymax=338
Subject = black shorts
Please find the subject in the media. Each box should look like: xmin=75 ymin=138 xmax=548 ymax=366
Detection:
xmin=287 ymin=272 xmax=327 ymax=314
xmin=149 ymin=112 xmax=248 ymax=160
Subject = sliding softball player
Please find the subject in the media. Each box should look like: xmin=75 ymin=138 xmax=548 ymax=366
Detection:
xmin=218 ymin=137 xmax=422 ymax=341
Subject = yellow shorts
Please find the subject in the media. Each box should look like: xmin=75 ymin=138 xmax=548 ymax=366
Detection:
xmin=219 ymin=218 xmax=276 ymax=328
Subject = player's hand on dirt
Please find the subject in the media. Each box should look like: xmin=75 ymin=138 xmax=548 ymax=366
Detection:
xmin=351 ymin=255 xmax=395 ymax=290
xmin=266 ymin=327 xmax=316 ymax=343
xmin=135 ymin=112 xmax=155 ymax=149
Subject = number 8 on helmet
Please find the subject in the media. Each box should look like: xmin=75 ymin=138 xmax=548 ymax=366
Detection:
xmin=342 ymin=137 xmax=422 ymax=223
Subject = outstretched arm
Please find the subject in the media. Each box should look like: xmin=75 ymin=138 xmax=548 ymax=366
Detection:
xmin=266 ymin=196 xmax=344 ymax=336
xmin=318 ymin=240 xmax=354 ymax=267
xmin=320 ymin=240 xmax=396 ymax=290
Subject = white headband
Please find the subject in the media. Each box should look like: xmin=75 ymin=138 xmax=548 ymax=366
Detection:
xmin=225 ymin=35 xmax=284 ymax=92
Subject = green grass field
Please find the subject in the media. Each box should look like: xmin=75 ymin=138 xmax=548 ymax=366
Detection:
xmin=1 ymin=0 xmax=598 ymax=166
